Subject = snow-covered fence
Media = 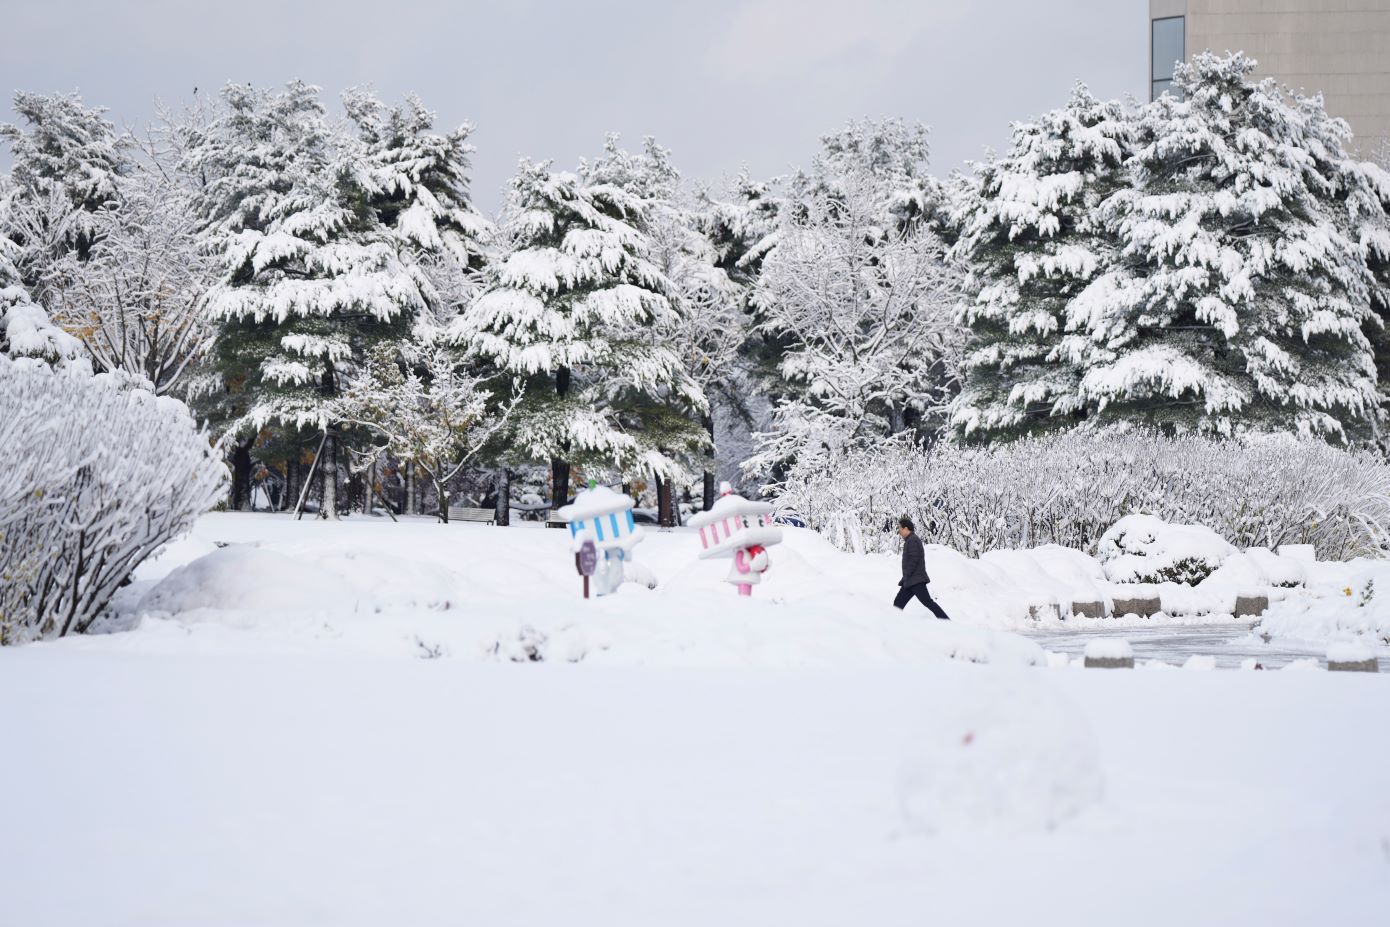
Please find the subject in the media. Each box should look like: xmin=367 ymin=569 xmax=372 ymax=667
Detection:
xmin=0 ymin=359 xmax=227 ymax=644
xmin=768 ymin=429 xmax=1390 ymax=559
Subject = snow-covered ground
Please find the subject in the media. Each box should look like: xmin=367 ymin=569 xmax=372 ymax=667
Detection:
xmin=74 ymin=512 xmax=1390 ymax=662
xmin=2 ymin=513 xmax=1389 ymax=925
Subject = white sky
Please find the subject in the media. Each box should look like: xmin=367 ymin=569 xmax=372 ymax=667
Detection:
xmin=0 ymin=0 xmax=1147 ymax=210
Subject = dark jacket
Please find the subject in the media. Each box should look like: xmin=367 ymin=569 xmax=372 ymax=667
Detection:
xmin=900 ymin=532 xmax=930 ymax=587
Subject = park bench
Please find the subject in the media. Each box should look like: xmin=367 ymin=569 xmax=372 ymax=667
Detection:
xmin=446 ymin=505 xmax=495 ymax=525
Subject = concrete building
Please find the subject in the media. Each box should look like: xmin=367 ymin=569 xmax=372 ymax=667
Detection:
xmin=1149 ymin=0 xmax=1390 ymax=157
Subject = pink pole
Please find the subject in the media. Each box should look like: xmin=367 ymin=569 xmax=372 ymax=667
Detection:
xmin=737 ymin=583 xmax=752 ymax=597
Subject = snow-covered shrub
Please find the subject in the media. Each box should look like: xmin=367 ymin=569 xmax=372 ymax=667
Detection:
xmin=1258 ymin=562 xmax=1390 ymax=646
xmin=771 ymin=428 xmax=1390 ymax=559
xmin=0 ymin=358 xmax=227 ymax=644
xmin=1096 ymin=514 xmax=1236 ymax=585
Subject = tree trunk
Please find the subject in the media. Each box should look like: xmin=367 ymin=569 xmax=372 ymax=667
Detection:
xmin=551 ymin=458 xmax=571 ymax=512
xmin=888 ymin=405 xmax=907 ymax=435
xmin=436 ymin=479 xmax=449 ymax=523
xmin=231 ymin=439 xmax=253 ymax=511
xmin=551 ymin=365 xmax=572 ymax=509
xmin=403 ymin=462 xmax=417 ymax=516
xmin=320 ymin=431 xmax=339 ymax=520
xmin=346 ymin=465 xmax=362 ymax=514
xmin=656 ymin=473 xmax=675 ymax=528
xmin=702 ymin=412 xmax=717 ymax=511
xmin=364 ymin=460 xmax=376 ymax=515
xmin=495 ymin=467 xmax=511 ymax=527
xmin=283 ymin=461 xmax=299 ymax=512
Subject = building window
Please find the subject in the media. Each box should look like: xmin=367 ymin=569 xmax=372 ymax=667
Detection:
xmin=1151 ymin=16 xmax=1185 ymax=101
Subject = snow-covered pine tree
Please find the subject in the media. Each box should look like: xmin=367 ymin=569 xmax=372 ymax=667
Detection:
xmin=454 ymin=155 xmax=706 ymax=510
xmin=340 ymin=90 xmax=506 ymax=517
xmin=692 ymin=171 xmax=785 ymax=495
xmin=342 ymin=88 xmax=492 ymax=324
xmin=701 ymin=169 xmax=782 ymax=291
xmin=0 ymin=91 xmax=128 ymax=277
xmin=187 ymin=82 xmax=427 ymax=518
xmin=1084 ymin=52 xmax=1387 ymax=439
xmin=582 ymin=136 xmax=742 ymax=518
xmin=950 ymin=85 xmax=1131 ymax=440
xmin=1346 ymin=135 xmax=1390 ymax=448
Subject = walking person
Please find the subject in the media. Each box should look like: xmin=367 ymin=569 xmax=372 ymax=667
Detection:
xmin=893 ymin=516 xmax=951 ymax=620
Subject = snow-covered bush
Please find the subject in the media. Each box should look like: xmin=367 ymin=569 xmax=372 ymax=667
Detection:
xmin=0 ymin=358 xmax=227 ymax=644
xmin=1258 ymin=562 xmax=1390 ymax=645
xmin=771 ymin=428 xmax=1390 ymax=559
xmin=1096 ymin=514 xmax=1236 ymax=585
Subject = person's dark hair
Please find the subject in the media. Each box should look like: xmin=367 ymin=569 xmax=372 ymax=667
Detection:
xmin=898 ymin=516 xmax=914 ymax=532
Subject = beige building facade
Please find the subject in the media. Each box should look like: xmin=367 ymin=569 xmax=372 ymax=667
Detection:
xmin=1149 ymin=0 xmax=1390 ymax=157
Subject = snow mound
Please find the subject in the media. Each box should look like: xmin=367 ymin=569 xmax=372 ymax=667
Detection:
xmin=1257 ymin=562 xmax=1390 ymax=645
xmin=1326 ymin=642 xmax=1375 ymax=663
xmin=1182 ymin=655 xmax=1217 ymax=671
xmin=898 ymin=675 xmax=1103 ymax=834
xmin=137 ymin=545 xmax=460 ymax=623
xmin=1084 ymin=638 xmax=1132 ymax=660
xmin=1243 ymin=547 xmax=1306 ymax=587
xmin=125 ymin=523 xmax=1044 ymax=669
xmin=1097 ymin=514 xmax=1236 ymax=585
xmin=1198 ymin=552 xmax=1271 ymax=594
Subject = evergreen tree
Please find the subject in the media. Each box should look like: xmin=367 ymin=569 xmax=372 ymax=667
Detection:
xmin=0 ymin=91 xmax=128 ymax=272
xmin=583 ymin=136 xmax=742 ymax=518
xmin=1351 ymin=134 xmax=1390 ymax=448
xmin=952 ymin=54 xmax=1390 ymax=443
xmin=187 ymin=82 xmax=427 ymax=518
xmin=1088 ymin=53 xmax=1387 ymax=439
xmin=342 ymin=88 xmax=492 ymax=323
xmin=950 ymin=85 xmax=1131 ymax=439
xmin=453 ymin=155 xmax=706 ymax=509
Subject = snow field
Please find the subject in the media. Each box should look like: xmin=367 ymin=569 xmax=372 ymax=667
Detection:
xmin=90 ymin=513 xmax=1390 ymax=668
xmin=2 ymin=652 xmax=1387 ymax=926
xmin=102 ymin=514 xmax=1045 ymax=668
xmin=4 ymin=514 xmax=1390 ymax=924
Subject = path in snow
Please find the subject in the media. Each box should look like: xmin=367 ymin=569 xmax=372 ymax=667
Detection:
xmin=1022 ymin=622 xmax=1389 ymax=670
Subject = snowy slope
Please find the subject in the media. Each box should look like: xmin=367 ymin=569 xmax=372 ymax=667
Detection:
xmin=92 ymin=514 xmax=1043 ymax=668
xmin=80 ymin=513 xmax=1390 ymax=663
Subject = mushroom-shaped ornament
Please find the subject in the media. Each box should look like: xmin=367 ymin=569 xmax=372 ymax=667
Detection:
xmin=556 ymin=483 xmax=656 ymax=596
xmin=687 ymin=482 xmax=783 ymax=596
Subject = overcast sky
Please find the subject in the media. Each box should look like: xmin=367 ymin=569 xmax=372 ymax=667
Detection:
xmin=1 ymin=0 xmax=1147 ymax=211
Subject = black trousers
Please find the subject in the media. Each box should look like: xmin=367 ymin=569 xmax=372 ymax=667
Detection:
xmin=894 ymin=582 xmax=951 ymax=620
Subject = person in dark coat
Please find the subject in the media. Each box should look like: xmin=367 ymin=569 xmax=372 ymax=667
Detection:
xmin=893 ymin=516 xmax=950 ymax=619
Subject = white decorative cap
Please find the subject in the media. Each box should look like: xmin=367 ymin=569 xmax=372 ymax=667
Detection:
xmin=719 ymin=481 xmax=733 ymax=496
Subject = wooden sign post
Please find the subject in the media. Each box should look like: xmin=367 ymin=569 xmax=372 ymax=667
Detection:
xmin=575 ymin=539 xmax=598 ymax=599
